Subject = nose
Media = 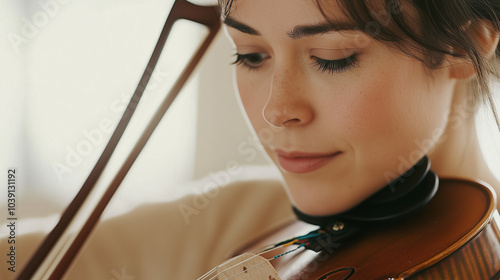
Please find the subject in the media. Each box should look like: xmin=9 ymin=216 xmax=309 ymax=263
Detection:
xmin=262 ymin=64 xmax=314 ymax=128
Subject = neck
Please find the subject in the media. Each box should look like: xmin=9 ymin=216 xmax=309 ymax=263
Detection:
xmin=429 ymin=80 xmax=500 ymax=207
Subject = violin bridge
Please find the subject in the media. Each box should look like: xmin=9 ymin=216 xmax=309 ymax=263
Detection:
xmin=215 ymin=253 xmax=281 ymax=280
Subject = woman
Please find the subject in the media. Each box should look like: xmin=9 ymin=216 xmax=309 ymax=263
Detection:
xmin=219 ymin=0 xmax=500 ymax=216
xmin=202 ymin=0 xmax=500 ymax=278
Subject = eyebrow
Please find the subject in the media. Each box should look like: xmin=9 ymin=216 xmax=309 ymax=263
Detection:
xmin=223 ymin=15 xmax=359 ymax=39
xmin=288 ymin=22 xmax=359 ymax=39
xmin=223 ymin=16 xmax=260 ymax=35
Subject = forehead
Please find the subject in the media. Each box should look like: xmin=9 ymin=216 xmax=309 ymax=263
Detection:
xmin=225 ymin=0 xmax=350 ymax=34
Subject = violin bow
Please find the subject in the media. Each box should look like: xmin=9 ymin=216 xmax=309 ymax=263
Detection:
xmin=17 ymin=1 xmax=221 ymax=279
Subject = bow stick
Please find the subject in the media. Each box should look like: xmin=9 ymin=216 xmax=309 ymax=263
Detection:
xmin=17 ymin=1 xmax=221 ymax=279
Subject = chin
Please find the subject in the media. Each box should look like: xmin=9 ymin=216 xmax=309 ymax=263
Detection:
xmin=282 ymin=171 xmax=391 ymax=217
xmin=291 ymin=200 xmax=356 ymax=217
xmin=285 ymin=182 xmax=370 ymax=217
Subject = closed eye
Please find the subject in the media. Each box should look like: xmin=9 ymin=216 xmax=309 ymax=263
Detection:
xmin=313 ymin=54 xmax=359 ymax=74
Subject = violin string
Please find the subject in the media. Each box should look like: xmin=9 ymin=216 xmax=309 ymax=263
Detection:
xmin=197 ymin=237 xmax=293 ymax=280
xmin=212 ymin=259 xmax=271 ymax=280
xmin=213 ymin=254 xmax=296 ymax=280
xmin=200 ymin=246 xmax=304 ymax=280
xmin=204 ymin=228 xmax=325 ymax=279
xmin=197 ymin=245 xmax=289 ymax=280
xmin=197 ymin=227 xmax=326 ymax=280
xmin=196 ymin=265 xmax=220 ymax=280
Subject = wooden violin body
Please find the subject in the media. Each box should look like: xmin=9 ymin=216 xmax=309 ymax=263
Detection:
xmin=222 ymin=179 xmax=500 ymax=280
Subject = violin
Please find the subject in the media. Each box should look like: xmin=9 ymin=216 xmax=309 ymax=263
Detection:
xmin=200 ymin=157 xmax=500 ymax=280
xmin=16 ymin=1 xmax=500 ymax=279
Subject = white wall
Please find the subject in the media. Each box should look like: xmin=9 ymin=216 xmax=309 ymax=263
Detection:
xmin=0 ymin=1 xmax=25 ymax=180
xmin=0 ymin=0 xmax=28 ymax=231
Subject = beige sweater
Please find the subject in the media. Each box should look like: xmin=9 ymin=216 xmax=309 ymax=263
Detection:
xmin=1 ymin=180 xmax=293 ymax=280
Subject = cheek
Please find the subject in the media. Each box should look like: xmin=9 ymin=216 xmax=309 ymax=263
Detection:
xmin=316 ymin=73 xmax=407 ymax=144
xmin=332 ymin=60 xmax=451 ymax=166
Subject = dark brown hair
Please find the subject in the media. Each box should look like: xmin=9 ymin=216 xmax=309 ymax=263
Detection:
xmin=218 ymin=0 xmax=500 ymax=123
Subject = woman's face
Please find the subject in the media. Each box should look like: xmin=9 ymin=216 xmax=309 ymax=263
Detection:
xmin=224 ymin=0 xmax=457 ymax=216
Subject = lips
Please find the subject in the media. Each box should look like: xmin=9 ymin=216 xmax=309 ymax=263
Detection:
xmin=275 ymin=150 xmax=341 ymax=173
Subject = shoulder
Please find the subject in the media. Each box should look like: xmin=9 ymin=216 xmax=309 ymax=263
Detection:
xmin=1 ymin=179 xmax=291 ymax=280
xmin=65 ymin=179 xmax=292 ymax=279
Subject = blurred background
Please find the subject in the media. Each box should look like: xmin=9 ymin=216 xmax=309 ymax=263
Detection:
xmin=0 ymin=0 xmax=278 ymax=239
xmin=0 ymin=0 xmax=499 ymax=238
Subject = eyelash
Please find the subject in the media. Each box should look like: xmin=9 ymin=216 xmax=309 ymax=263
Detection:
xmin=232 ymin=53 xmax=266 ymax=70
xmin=232 ymin=53 xmax=360 ymax=74
xmin=313 ymin=54 xmax=359 ymax=74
